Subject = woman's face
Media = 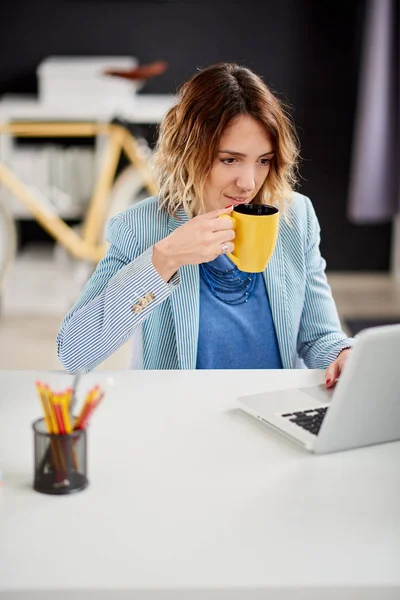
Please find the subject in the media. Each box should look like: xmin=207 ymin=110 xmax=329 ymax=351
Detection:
xmin=201 ymin=114 xmax=275 ymax=213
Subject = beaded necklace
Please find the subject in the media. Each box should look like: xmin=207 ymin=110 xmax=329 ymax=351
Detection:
xmin=199 ymin=258 xmax=259 ymax=305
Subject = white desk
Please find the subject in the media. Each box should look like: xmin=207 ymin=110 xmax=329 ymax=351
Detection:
xmin=0 ymin=370 xmax=399 ymax=600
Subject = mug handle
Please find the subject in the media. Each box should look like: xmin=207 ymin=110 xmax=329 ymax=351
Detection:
xmin=218 ymin=213 xmax=242 ymax=269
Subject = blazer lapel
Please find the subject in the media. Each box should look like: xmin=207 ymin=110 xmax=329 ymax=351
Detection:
xmin=263 ymin=232 xmax=293 ymax=368
xmin=168 ymin=209 xmax=199 ymax=369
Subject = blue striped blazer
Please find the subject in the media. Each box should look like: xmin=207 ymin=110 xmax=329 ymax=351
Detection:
xmin=57 ymin=193 xmax=354 ymax=373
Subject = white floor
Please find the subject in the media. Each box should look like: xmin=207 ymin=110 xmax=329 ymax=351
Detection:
xmin=1 ymin=245 xmax=400 ymax=370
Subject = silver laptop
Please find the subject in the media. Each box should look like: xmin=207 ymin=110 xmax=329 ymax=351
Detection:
xmin=237 ymin=324 xmax=400 ymax=453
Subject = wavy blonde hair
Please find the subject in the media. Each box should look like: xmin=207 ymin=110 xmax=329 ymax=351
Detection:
xmin=153 ymin=62 xmax=300 ymax=216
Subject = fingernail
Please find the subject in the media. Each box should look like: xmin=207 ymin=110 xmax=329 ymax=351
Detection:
xmin=326 ymin=378 xmax=332 ymax=385
xmin=225 ymin=204 xmax=232 ymax=209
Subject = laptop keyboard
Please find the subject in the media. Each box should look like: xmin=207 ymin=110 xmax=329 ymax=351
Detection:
xmin=281 ymin=407 xmax=329 ymax=436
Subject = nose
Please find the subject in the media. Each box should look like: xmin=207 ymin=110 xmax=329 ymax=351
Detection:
xmin=235 ymin=166 xmax=255 ymax=193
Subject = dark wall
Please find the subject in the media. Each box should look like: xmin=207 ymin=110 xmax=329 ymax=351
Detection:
xmin=1 ymin=0 xmax=392 ymax=270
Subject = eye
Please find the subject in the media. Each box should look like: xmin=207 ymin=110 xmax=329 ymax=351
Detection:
xmin=220 ymin=158 xmax=237 ymax=165
xmin=259 ymin=158 xmax=271 ymax=166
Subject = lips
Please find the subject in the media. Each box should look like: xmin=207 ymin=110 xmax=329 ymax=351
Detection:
xmin=225 ymin=196 xmax=251 ymax=206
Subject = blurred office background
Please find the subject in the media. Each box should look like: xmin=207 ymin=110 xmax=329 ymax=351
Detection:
xmin=0 ymin=0 xmax=399 ymax=369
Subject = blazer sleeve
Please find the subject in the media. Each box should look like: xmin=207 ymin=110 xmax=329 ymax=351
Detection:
xmin=57 ymin=213 xmax=180 ymax=373
xmin=296 ymin=197 xmax=355 ymax=368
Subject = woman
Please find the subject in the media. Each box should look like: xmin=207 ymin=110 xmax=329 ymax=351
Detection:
xmin=57 ymin=62 xmax=354 ymax=384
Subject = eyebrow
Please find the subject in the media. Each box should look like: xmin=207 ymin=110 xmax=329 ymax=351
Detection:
xmin=218 ymin=149 xmax=275 ymax=158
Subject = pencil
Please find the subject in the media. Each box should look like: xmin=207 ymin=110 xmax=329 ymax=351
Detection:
xmin=73 ymin=386 xmax=99 ymax=430
xmin=36 ymin=383 xmax=63 ymax=476
xmin=78 ymin=392 xmax=104 ymax=430
xmin=60 ymin=391 xmax=79 ymax=471
xmin=35 ymin=381 xmax=52 ymax=433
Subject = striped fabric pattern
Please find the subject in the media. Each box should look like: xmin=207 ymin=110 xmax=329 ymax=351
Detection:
xmin=57 ymin=193 xmax=355 ymax=373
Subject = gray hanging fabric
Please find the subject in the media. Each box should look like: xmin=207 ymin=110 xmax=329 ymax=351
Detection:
xmin=348 ymin=0 xmax=399 ymax=223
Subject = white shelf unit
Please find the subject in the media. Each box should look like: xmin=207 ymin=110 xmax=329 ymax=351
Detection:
xmin=0 ymin=94 xmax=176 ymax=220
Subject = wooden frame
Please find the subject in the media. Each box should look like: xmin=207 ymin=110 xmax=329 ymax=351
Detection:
xmin=0 ymin=122 xmax=158 ymax=263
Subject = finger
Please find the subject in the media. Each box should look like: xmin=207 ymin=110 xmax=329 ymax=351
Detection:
xmin=205 ymin=205 xmax=234 ymax=219
xmin=210 ymin=217 xmax=235 ymax=232
xmin=325 ymin=363 xmax=339 ymax=388
xmin=215 ymin=229 xmax=235 ymax=243
xmin=216 ymin=241 xmax=234 ymax=256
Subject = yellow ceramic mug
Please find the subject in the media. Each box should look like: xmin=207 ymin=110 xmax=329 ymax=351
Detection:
xmin=220 ymin=203 xmax=279 ymax=272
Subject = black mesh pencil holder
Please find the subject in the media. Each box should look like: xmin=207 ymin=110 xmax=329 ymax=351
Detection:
xmin=32 ymin=418 xmax=88 ymax=495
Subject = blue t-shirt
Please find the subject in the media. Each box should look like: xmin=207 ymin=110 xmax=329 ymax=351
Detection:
xmin=196 ymin=255 xmax=283 ymax=369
